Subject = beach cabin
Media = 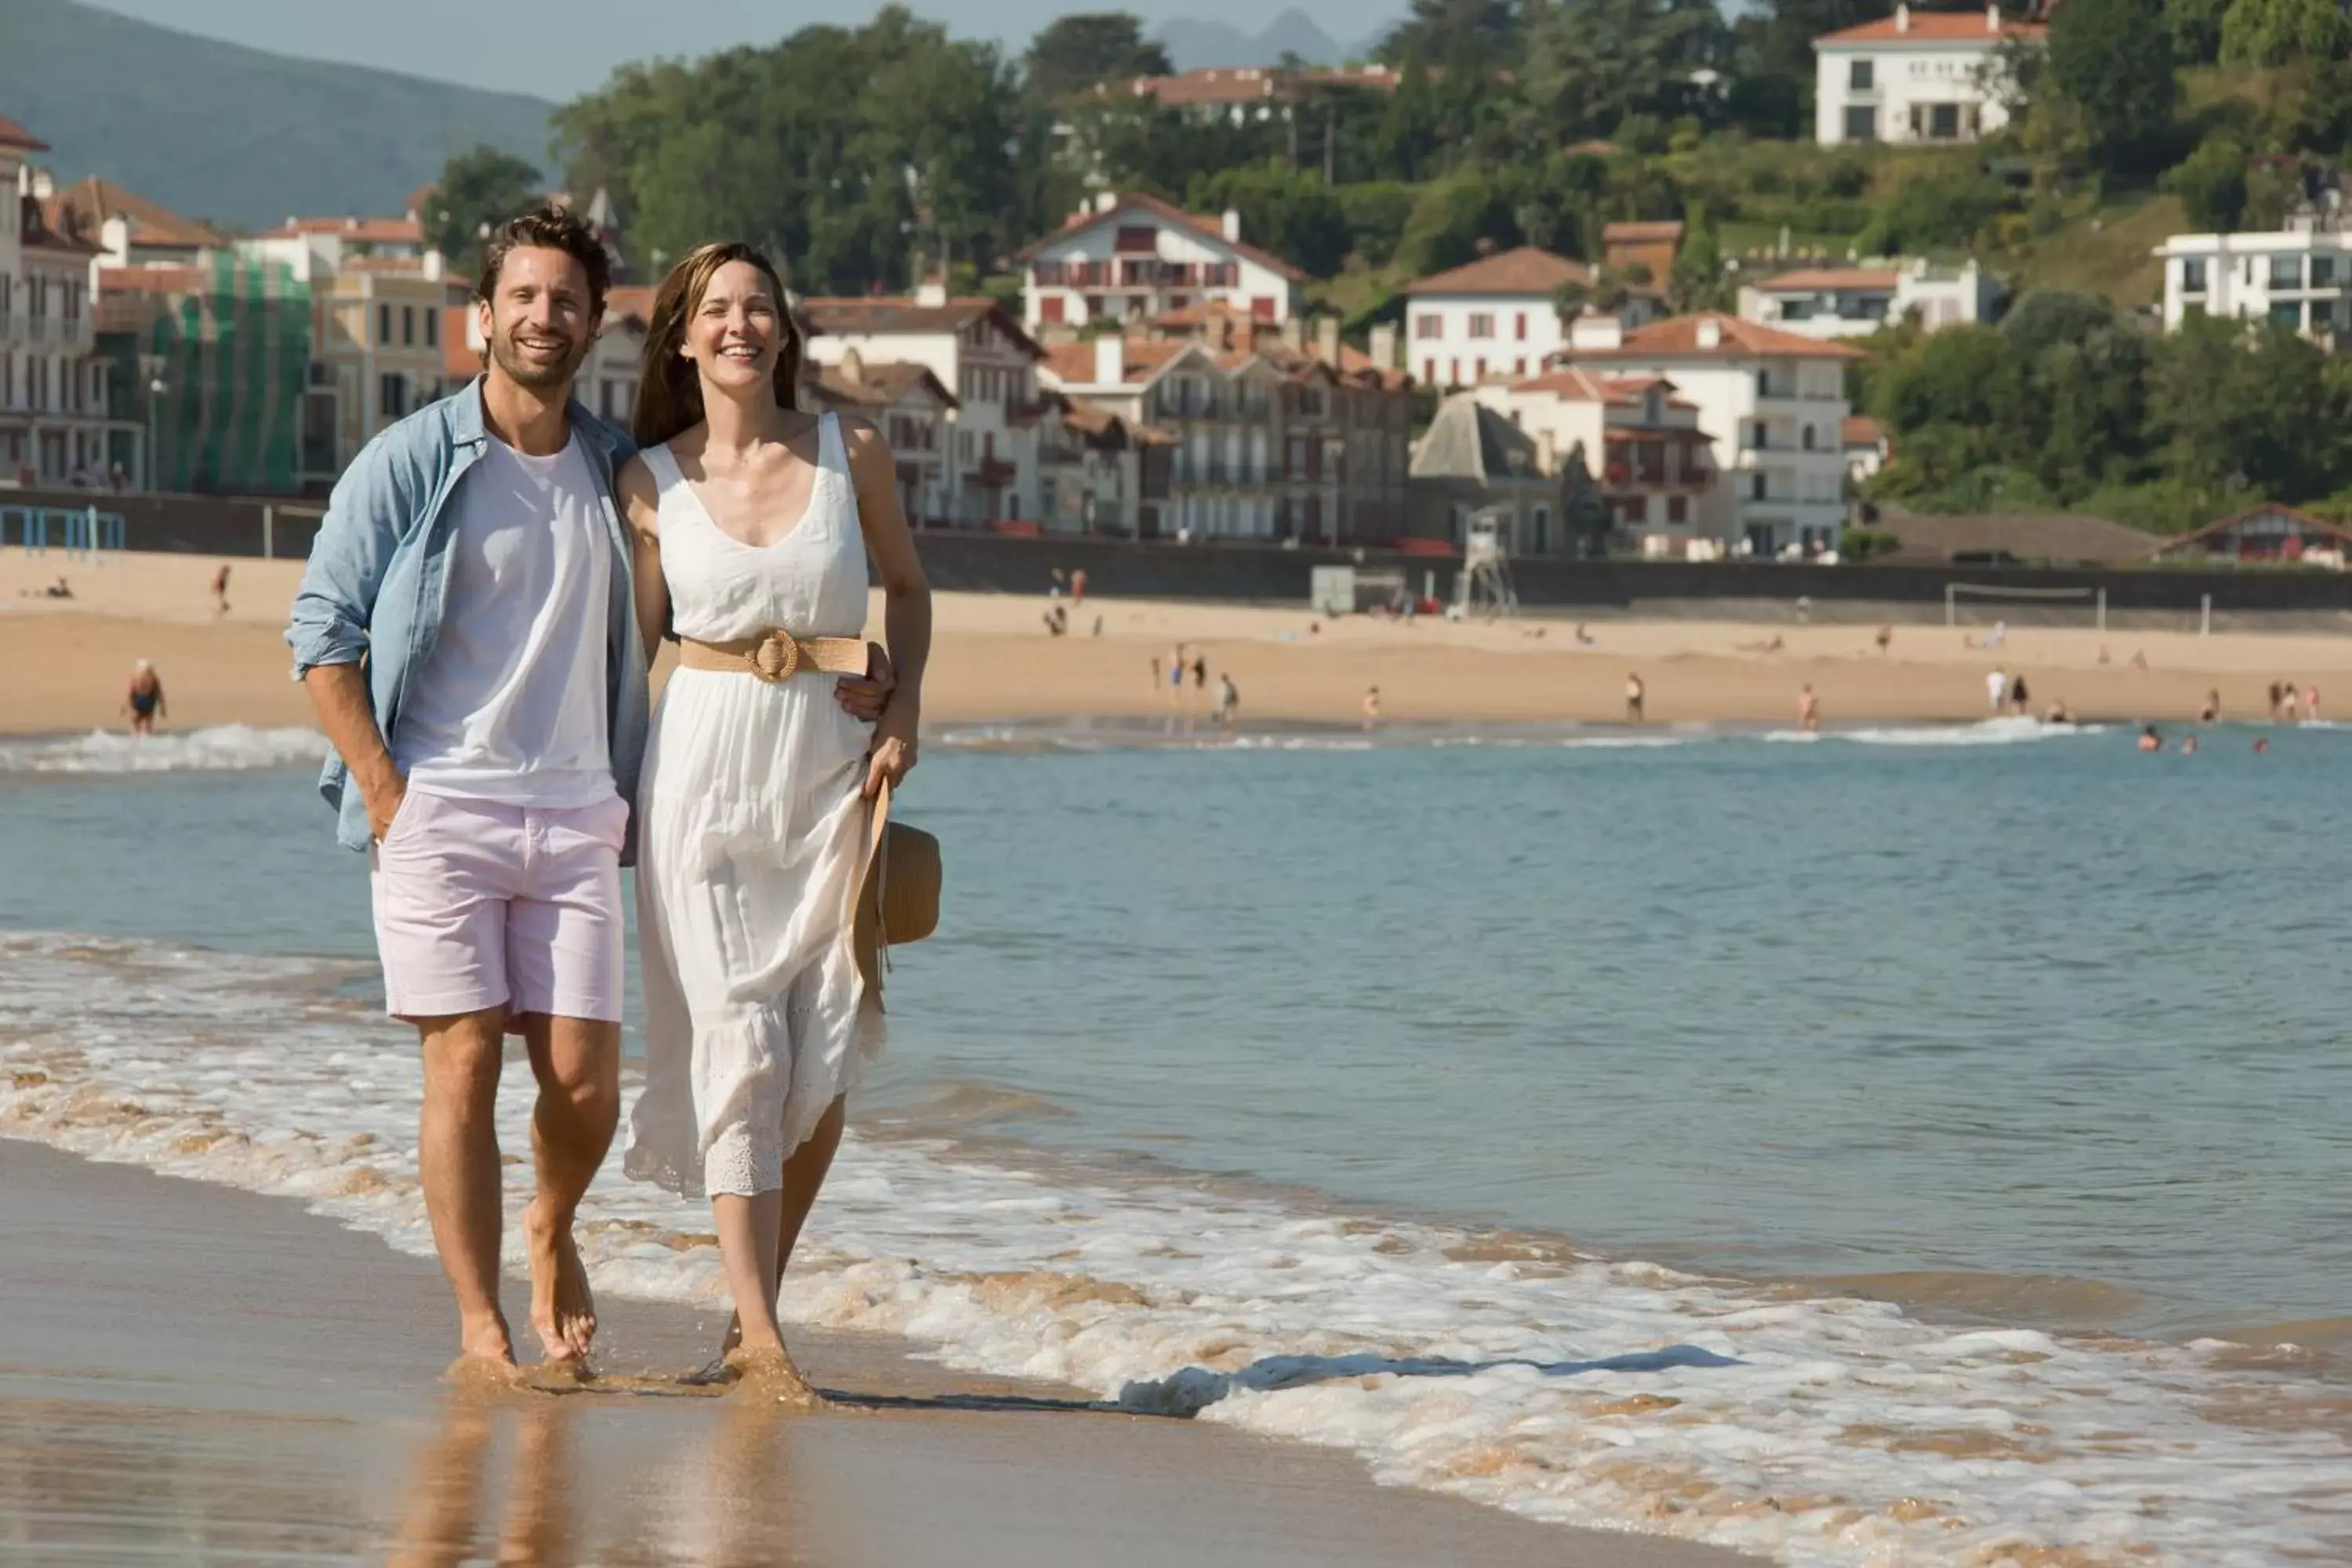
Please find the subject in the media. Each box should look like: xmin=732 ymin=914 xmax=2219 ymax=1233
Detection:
xmin=2154 ymin=505 xmax=2352 ymax=569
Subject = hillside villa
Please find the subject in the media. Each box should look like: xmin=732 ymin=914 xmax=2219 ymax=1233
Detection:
xmin=1813 ymin=4 xmax=2048 ymax=147
xmin=1405 ymin=246 xmax=1664 ymax=392
xmin=1737 ymin=258 xmax=2002 ymax=338
xmin=1018 ymin=191 xmax=1306 ymax=332
xmin=2154 ymin=208 xmax=2352 ymax=343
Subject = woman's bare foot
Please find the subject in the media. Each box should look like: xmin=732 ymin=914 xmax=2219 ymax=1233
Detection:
xmin=722 ymin=1344 xmax=824 ymax=1410
xmin=523 ymin=1197 xmax=596 ymax=1363
xmin=444 ymin=1313 xmax=520 ymax=1388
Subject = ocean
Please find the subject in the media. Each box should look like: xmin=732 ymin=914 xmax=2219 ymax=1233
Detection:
xmin=5 ymin=717 xmax=2350 ymax=1564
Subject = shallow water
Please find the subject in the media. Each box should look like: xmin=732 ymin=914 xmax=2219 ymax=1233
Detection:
xmin=5 ymin=717 xmax=2351 ymax=1563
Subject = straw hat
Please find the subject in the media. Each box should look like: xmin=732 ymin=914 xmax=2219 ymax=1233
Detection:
xmin=853 ymin=780 xmax=939 ymax=1000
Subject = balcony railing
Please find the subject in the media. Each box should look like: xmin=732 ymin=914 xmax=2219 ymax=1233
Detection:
xmin=0 ymin=315 xmax=93 ymax=346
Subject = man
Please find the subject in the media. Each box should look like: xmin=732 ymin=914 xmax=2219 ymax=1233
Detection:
xmin=123 ymin=659 xmax=165 ymax=735
xmin=285 ymin=207 xmax=648 ymax=1376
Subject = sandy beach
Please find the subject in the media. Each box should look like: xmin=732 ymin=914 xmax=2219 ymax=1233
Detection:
xmin=0 ymin=1138 xmax=1750 ymax=1566
xmin=4 ymin=547 xmax=2347 ymax=736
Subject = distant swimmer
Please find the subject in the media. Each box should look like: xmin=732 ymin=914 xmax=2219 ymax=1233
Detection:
xmin=2180 ymin=733 xmax=2199 ymax=755
xmin=2044 ymin=700 xmax=2072 ymax=724
xmin=1361 ymin=685 xmax=1383 ymax=731
xmin=1624 ymin=673 xmax=1646 ymax=724
xmin=122 ymin=659 xmax=165 ymax=736
xmin=2254 ymin=736 xmax=2271 ymax=754
xmin=1798 ymin=684 xmax=1820 ymax=732
xmin=2138 ymin=725 xmax=2162 ymax=753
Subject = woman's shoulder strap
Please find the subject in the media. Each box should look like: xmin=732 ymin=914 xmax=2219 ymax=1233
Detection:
xmin=638 ymin=439 xmax=683 ymax=492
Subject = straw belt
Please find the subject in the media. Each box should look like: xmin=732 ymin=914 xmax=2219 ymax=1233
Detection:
xmin=677 ymin=630 xmax=870 ymax=683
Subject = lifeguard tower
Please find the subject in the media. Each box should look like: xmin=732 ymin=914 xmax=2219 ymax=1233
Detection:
xmin=1454 ymin=510 xmax=1517 ymax=619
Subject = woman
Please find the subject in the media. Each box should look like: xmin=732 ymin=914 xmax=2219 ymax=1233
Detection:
xmin=615 ymin=242 xmax=930 ymax=1396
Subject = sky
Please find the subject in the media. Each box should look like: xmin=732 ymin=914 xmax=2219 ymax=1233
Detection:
xmin=87 ymin=0 xmax=1381 ymax=101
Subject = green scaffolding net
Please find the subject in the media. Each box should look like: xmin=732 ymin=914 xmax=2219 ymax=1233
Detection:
xmin=140 ymin=253 xmax=313 ymax=494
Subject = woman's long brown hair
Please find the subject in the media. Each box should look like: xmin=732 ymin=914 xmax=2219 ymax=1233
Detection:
xmin=631 ymin=241 xmax=800 ymax=449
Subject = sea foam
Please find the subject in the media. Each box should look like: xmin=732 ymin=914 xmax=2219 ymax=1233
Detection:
xmin=0 ymin=724 xmax=326 ymax=775
xmin=4 ymin=930 xmax=2347 ymax=1566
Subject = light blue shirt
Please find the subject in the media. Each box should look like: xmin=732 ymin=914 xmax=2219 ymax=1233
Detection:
xmin=285 ymin=377 xmax=649 ymax=863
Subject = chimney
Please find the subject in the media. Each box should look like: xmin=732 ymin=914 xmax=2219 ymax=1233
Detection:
xmin=1696 ymin=316 xmax=1722 ymax=349
xmin=1896 ymin=2 xmax=1910 ymax=29
xmin=1315 ymin=315 xmax=1340 ymax=367
xmin=1985 ymin=2 xmax=1998 ymax=28
xmin=840 ymin=347 xmax=866 ymax=385
xmin=1094 ymin=333 xmax=1125 ymax=385
xmin=1280 ymin=316 xmax=1305 ymax=354
xmin=423 ymin=249 xmax=445 ymax=282
xmin=1369 ymin=321 xmax=1398 ymax=370
xmin=1537 ymin=430 xmax=1558 ymax=477
xmin=915 ymin=278 xmax=948 ymax=308
xmin=1096 ymin=191 xmax=1120 ymax=216
xmin=1221 ymin=208 xmax=1243 ymax=245
xmin=28 ymin=166 xmax=54 ymax=201
xmin=1570 ymin=314 xmax=1624 ymax=351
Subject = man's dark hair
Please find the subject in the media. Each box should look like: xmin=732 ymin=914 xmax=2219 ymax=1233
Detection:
xmin=476 ymin=204 xmax=611 ymax=318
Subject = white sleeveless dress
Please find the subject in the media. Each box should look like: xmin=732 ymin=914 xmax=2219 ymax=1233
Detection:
xmin=622 ymin=413 xmax=883 ymax=1200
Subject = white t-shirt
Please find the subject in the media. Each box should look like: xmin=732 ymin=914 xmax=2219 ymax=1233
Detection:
xmin=394 ymin=430 xmax=614 ymax=808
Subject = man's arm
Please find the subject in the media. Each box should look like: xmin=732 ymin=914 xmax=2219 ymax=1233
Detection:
xmin=304 ymin=663 xmax=404 ymax=841
xmin=285 ymin=436 xmax=413 ymax=839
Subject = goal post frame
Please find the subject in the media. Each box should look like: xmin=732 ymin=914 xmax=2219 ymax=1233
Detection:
xmin=1944 ymin=582 xmax=2107 ymax=633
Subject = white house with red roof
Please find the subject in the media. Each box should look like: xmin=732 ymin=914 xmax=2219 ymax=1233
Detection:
xmin=1403 ymin=246 xmax=1662 ymax=392
xmin=1472 ymin=367 xmax=1728 ymax=554
xmin=1566 ymin=313 xmax=1862 ymax=557
xmin=801 ymin=286 xmax=1047 ymax=527
xmin=1814 ymin=4 xmax=2047 ymax=146
xmin=1017 ymin=192 xmax=1305 ymax=331
xmin=1737 ymin=257 xmax=2002 ymax=339
xmin=1 ymin=113 xmax=122 ymax=488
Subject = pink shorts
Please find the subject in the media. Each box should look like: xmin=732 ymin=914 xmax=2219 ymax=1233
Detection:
xmin=368 ymin=790 xmax=629 ymax=1025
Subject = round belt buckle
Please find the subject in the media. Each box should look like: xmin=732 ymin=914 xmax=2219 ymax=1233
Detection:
xmin=749 ymin=632 xmax=800 ymax=683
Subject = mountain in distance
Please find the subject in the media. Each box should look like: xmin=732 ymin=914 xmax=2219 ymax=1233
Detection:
xmin=0 ymin=0 xmax=554 ymax=231
xmin=1153 ymin=8 xmax=1396 ymax=71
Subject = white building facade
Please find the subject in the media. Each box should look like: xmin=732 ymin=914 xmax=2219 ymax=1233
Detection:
xmin=1 ymin=118 xmax=122 ymax=487
xmin=802 ymin=289 xmax=1046 ymax=526
xmin=1570 ymin=313 xmax=1860 ymax=557
xmin=1738 ymin=258 xmax=2003 ymax=338
xmin=1813 ymin=5 xmax=2045 ymax=147
xmin=1405 ymin=247 xmax=1603 ymax=391
xmin=2153 ymin=222 xmax=2352 ymax=342
xmin=1018 ymin=193 xmax=1305 ymax=331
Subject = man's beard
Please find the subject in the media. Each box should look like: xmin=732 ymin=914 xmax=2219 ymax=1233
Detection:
xmin=488 ymin=328 xmax=587 ymax=392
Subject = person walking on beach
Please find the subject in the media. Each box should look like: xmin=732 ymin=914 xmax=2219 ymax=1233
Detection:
xmin=1217 ymin=672 xmax=1240 ymax=727
xmin=122 ymin=659 xmax=165 ymax=735
xmin=210 ymin=563 xmax=232 ymax=618
xmin=1361 ymin=685 xmax=1382 ymax=731
xmin=1624 ymin=673 xmax=1646 ymax=724
xmin=1797 ymin=684 xmax=1820 ymax=733
xmin=285 ymin=208 xmax=647 ymax=1376
xmin=1986 ymin=668 xmax=2007 ymax=714
xmin=615 ymin=242 xmax=925 ymax=1397
xmin=2009 ymin=673 xmax=2031 ymax=717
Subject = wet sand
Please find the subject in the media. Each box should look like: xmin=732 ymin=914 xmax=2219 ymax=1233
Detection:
xmin=0 ymin=1138 xmax=1751 ymax=1565
xmin=4 ymin=548 xmax=2347 ymax=735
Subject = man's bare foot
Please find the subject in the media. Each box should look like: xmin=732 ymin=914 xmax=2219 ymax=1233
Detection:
xmin=444 ymin=1319 xmax=520 ymax=1389
xmin=523 ymin=1197 xmax=596 ymax=1363
xmin=723 ymin=1345 xmax=825 ymax=1410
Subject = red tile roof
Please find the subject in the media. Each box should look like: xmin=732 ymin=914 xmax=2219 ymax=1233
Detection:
xmin=1758 ymin=267 xmax=1900 ymax=292
xmin=1040 ymin=337 xmax=1190 ymax=387
xmin=802 ymin=296 xmax=1043 ymax=359
xmin=1506 ymin=366 xmax=1693 ymax=409
xmin=46 ymin=176 xmax=227 ymax=252
xmin=812 ymin=358 xmax=958 ymax=411
xmin=1406 ymin=246 xmax=1592 ymax=298
xmin=260 ymin=215 xmax=425 ymax=245
xmin=0 ymin=114 xmax=49 ymax=152
xmin=1118 ymin=64 xmax=1403 ymax=108
xmin=1575 ymin=312 xmax=1867 ymax=361
xmin=1018 ymin=192 xmax=1307 ymax=282
xmin=97 ymin=265 xmax=210 ymax=296
xmin=1817 ymin=10 xmax=2047 ymax=44
xmin=604 ymin=284 xmax=658 ymax=325
xmin=1842 ymin=415 xmax=1886 ymax=447
xmin=1602 ymin=221 xmax=1686 ymax=243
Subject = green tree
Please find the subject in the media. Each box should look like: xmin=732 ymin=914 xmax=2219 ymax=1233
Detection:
xmin=2162 ymin=135 xmax=2248 ymax=230
xmin=2163 ymin=0 xmax=2230 ymax=61
xmin=2047 ymin=0 xmax=2179 ymax=173
xmin=1374 ymin=0 xmax=1524 ymax=67
xmin=2220 ymin=0 xmax=2352 ymax=65
xmin=422 ymin=146 xmax=544 ymax=275
xmin=1188 ymin=165 xmax=1351 ymax=277
xmin=1517 ymin=0 xmax=1723 ymax=140
xmin=1023 ymin=13 xmax=1171 ymax=100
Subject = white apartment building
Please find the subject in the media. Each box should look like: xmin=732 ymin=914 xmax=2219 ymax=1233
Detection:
xmin=1569 ymin=313 xmax=1860 ymax=557
xmin=2153 ymin=220 xmax=2352 ymax=341
xmin=1472 ymin=368 xmax=1730 ymax=552
xmin=1 ymin=116 xmax=125 ymax=487
xmin=1018 ymin=192 xmax=1305 ymax=331
xmin=1737 ymin=258 xmax=2002 ymax=338
xmin=1041 ymin=334 xmax=1286 ymax=540
xmin=1814 ymin=5 xmax=2046 ymax=147
xmin=1405 ymin=247 xmax=1597 ymax=391
xmin=802 ymin=288 xmax=1046 ymax=525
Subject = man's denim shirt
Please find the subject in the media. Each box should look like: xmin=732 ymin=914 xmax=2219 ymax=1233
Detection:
xmin=285 ymin=377 xmax=650 ymax=864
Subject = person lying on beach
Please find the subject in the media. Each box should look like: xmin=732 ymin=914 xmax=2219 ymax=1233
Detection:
xmin=122 ymin=659 xmax=165 ymax=735
xmin=26 ymin=575 xmax=72 ymax=599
